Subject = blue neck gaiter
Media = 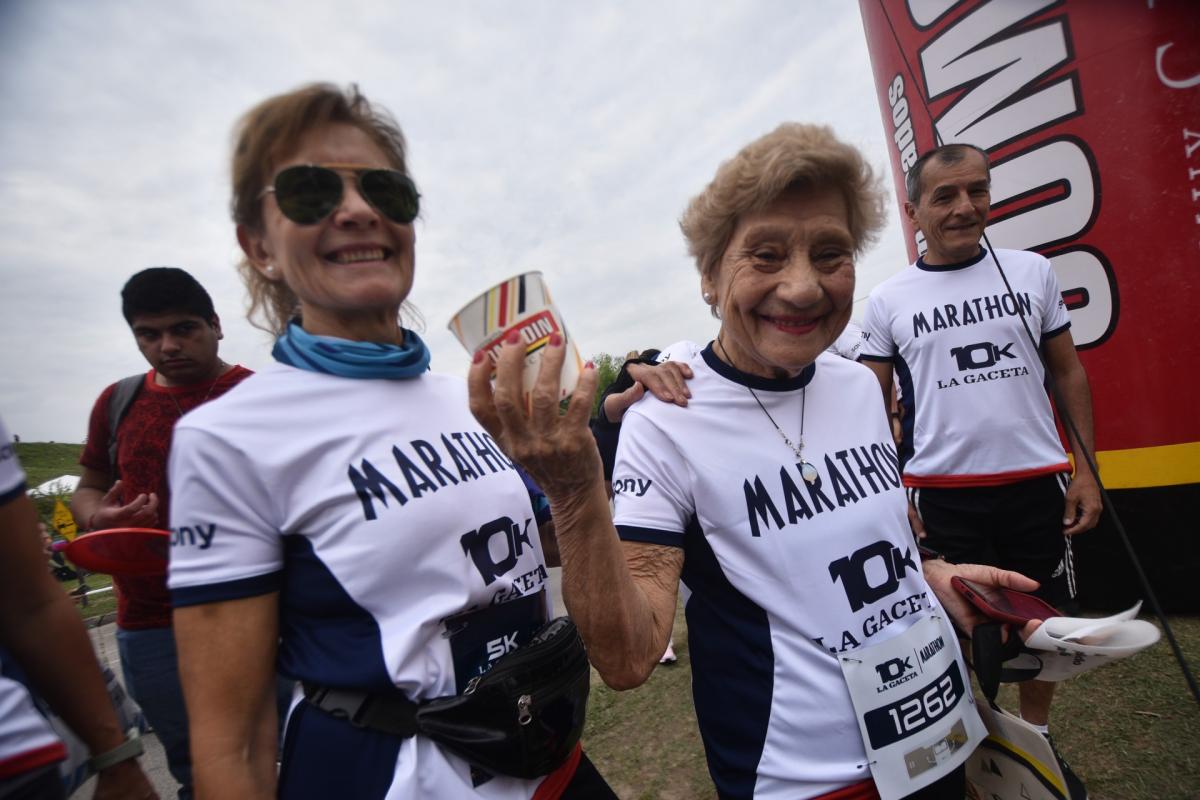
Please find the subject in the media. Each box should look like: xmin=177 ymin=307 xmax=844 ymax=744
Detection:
xmin=272 ymin=320 xmax=431 ymax=379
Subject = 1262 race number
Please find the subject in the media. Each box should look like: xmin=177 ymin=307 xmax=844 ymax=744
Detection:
xmin=863 ymin=663 xmax=965 ymax=749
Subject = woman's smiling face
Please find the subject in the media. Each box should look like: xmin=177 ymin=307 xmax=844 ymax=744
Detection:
xmin=242 ymin=123 xmax=416 ymax=341
xmin=704 ymin=184 xmax=856 ymax=379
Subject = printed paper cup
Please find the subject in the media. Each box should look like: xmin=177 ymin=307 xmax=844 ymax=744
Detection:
xmin=449 ymin=271 xmax=583 ymax=404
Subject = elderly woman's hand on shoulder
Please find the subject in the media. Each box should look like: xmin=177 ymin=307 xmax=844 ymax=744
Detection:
xmin=469 ymin=331 xmax=601 ymax=505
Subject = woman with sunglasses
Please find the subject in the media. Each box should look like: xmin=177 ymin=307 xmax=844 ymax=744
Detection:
xmin=167 ymin=84 xmax=613 ymax=800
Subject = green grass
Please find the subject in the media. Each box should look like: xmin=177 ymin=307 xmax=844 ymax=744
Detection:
xmin=56 ymin=571 xmax=117 ymax=622
xmin=14 ymin=441 xmax=84 ymax=488
xmin=15 ymin=441 xmax=85 ymax=522
xmin=582 ymin=606 xmax=716 ymax=800
xmin=582 ymin=608 xmax=1200 ymax=800
xmin=15 ymin=441 xmax=116 ymax=621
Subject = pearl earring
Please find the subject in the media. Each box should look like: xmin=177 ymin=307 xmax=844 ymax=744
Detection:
xmin=265 ymin=265 xmax=275 ymax=274
xmin=703 ymin=291 xmax=713 ymax=303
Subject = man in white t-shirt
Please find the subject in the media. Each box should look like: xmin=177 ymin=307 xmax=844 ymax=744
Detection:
xmin=859 ymin=143 xmax=1100 ymax=799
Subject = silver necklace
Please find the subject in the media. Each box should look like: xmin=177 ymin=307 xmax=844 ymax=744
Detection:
xmin=717 ymin=338 xmax=819 ymax=484
xmin=167 ymin=367 xmax=224 ymax=418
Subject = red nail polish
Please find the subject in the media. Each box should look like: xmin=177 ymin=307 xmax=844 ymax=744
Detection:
xmin=472 ymin=350 xmax=485 ymax=364
xmin=585 ymin=360 xmax=594 ymax=370
xmin=505 ymin=330 xmax=521 ymax=345
xmin=548 ymin=332 xmax=563 ymax=347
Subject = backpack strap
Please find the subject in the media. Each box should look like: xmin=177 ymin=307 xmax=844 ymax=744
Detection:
xmin=106 ymin=374 xmax=145 ymax=479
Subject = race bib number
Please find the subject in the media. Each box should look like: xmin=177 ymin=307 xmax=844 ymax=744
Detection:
xmin=840 ymin=612 xmax=986 ymax=800
xmin=443 ymin=590 xmax=548 ymax=694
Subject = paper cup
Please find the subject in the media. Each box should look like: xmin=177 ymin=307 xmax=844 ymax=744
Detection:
xmin=449 ymin=271 xmax=583 ymax=405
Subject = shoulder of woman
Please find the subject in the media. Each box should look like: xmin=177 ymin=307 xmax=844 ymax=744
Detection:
xmin=656 ymin=339 xmax=704 ymax=363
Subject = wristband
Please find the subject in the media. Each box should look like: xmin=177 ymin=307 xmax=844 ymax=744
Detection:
xmin=87 ymin=729 xmax=143 ymax=772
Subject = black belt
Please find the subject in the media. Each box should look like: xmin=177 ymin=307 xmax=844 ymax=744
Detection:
xmin=299 ymin=618 xmax=589 ymax=780
xmin=302 ymin=682 xmax=418 ymax=738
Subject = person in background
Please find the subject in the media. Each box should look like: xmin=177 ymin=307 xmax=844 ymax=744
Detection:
xmin=821 ymin=324 xmax=904 ymax=446
xmin=1 ymin=414 xmax=157 ymax=799
xmin=71 ymin=267 xmax=253 ymax=799
xmin=826 ymin=319 xmax=864 ymax=361
xmin=590 ymin=349 xmax=693 ymax=498
xmin=38 ymin=521 xmax=53 ymax=558
xmin=859 ymin=143 xmax=1098 ymax=799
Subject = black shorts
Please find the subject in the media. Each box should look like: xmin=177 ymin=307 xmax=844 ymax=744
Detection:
xmin=909 ymin=473 xmax=1076 ymax=608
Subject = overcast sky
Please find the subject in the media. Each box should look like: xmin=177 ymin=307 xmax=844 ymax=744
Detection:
xmin=0 ymin=0 xmax=915 ymax=444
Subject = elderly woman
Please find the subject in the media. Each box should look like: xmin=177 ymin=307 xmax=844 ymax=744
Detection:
xmin=167 ymin=84 xmax=613 ymax=800
xmin=471 ymin=124 xmax=1041 ymax=800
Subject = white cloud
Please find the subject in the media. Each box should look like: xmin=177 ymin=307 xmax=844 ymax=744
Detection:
xmin=0 ymin=0 xmax=915 ymax=442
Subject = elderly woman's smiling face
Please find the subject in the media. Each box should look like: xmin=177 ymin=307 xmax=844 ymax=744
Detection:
xmin=704 ymin=184 xmax=855 ymax=379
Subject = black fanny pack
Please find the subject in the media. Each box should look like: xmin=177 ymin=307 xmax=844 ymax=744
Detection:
xmin=303 ymin=616 xmax=590 ymax=779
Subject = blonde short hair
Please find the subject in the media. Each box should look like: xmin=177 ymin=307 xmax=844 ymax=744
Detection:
xmin=680 ymin=123 xmax=885 ymax=282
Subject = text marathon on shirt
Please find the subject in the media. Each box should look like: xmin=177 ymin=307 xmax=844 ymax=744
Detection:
xmin=743 ymin=439 xmax=902 ymax=537
xmin=349 ymin=430 xmax=516 ymax=520
xmin=911 ymin=290 xmax=1032 ymax=339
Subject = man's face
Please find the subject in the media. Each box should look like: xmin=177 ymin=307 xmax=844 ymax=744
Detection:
xmin=129 ymin=311 xmax=222 ymax=387
xmin=905 ymin=151 xmax=991 ymax=265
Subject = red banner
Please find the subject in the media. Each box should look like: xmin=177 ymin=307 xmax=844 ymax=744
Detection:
xmin=858 ymin=0 xmax=1200 ymax=489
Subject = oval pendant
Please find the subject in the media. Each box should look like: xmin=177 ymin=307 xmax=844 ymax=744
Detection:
xmin=800 ymin=461 xmax=819 ymax=485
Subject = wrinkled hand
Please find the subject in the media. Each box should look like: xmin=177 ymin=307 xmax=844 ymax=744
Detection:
xmin=90 ymin=481 xmax=160 ymax=531
xmin=626 ymin=361 xmax=693 ymax=407
xmin=603 ymin=361 xmax=695 ymax=422
xmin=93 ymin=760 xmax=158 ymax=800
xmin=468 ymin=332 xmax=601 ymax=502
xmin=922 ymin=560 xmax=1042 ymax=642
xmin=1063 ymin=473 xmax=1101 ymax=535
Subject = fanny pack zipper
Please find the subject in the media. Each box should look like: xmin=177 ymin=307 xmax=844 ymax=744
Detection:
xmin=462 ymin=627 xmax=589 ymax=731
xmin=517 ymin=660 xmax=590 ymax=726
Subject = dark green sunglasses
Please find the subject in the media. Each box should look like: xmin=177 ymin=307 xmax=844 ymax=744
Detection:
xmin=261 ymin=164 xmax=420 ymax=225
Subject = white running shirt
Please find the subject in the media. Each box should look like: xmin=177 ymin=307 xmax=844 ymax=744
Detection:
xmin=613 ymin=343 xmax=963 ymax=799
xmin=860 ymin=248 xmax=1072 ymax=487
xmin=828 ymin=321 xmax=866 ymax=361
xmin=168 ymin=364 xmax=564 ymax=800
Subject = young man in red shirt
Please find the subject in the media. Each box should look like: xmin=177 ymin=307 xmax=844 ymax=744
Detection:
xmin=72 ymin=267 xmax=252 ymax=799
